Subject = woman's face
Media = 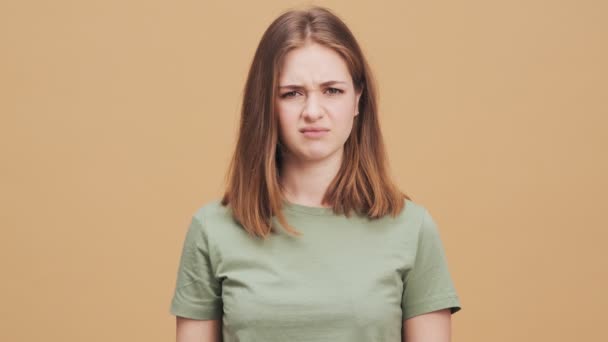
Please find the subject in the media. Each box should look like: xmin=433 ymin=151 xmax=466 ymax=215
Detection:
xmin=275 ymin=43 xmax=361 ymax=163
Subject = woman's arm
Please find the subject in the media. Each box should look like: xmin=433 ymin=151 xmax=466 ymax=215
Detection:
xmin=403 ymin=308 xmax=452 ymax=342
xmin=176 ymin=316 xmax=222 ymax=342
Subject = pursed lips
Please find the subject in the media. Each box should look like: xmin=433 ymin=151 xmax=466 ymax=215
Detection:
xmin=300 ymin=128 xmax=329 ymax=132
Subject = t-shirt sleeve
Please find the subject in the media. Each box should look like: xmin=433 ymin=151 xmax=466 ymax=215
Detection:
xmin=169 ymin=213 xmax=223 ymax=320
xmin=401 ymin=207 xmax=462 ymax=320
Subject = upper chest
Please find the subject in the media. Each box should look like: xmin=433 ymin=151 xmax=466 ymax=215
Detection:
xmin=209 ymin=214 xmax=417 ymax=333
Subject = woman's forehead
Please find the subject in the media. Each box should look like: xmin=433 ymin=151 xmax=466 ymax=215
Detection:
xmin=279 ymin=44 xmax=349 ymax=76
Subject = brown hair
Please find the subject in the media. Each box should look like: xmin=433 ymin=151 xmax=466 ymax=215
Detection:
xmin=220 ymin=5 xmax=411 ymax=239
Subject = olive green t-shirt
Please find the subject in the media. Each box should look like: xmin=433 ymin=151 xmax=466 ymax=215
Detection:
xmin=169 ymin=198 xmax=462 ymax=341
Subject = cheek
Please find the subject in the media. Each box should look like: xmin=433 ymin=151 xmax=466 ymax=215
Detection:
xmin=276 ymin=102 xmax=301 ymax=123
xmin=330 ymin=101 xmax=356 ymax=121
xmin=327 ymin=97 xmax=356 ymax=114
xmin=276 ymin=101 xmax=300 ymax=117
xmin=277 ymin=112 xmax=297 ymax=140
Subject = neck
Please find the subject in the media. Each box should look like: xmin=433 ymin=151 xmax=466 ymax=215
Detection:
xmin=279 ymin=147 xmax=343 ymax=208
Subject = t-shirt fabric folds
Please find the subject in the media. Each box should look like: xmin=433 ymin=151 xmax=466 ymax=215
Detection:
xmin=170 ymin=198 xmax=462 ymax=341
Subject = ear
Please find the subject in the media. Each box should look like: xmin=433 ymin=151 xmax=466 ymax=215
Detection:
xmin=355 ymin=87 xmax=363 ymax=116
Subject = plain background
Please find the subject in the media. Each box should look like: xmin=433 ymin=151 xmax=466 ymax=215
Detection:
xmin=1 ymin=0 xmax=606 ymax=341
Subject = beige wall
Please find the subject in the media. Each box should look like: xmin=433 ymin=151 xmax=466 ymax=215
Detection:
xmin=1 ymin=0 xmax=606 ymax=341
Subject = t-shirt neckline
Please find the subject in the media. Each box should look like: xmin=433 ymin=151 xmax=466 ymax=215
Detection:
xmin=281 ymin=199 xmax=335 ymax=216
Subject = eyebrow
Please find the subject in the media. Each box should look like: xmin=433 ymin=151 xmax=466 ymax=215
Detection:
xmin=278 ymin=80 xmax=347 ymax=89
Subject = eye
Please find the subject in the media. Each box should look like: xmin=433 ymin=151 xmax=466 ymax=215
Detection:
xmin=280 ymin=88 xmax=344 ymax=98
xmin=326 ymin=87 xmax=344 ymax=95
xmin=280 ymin=91 xmax=299 ymax=98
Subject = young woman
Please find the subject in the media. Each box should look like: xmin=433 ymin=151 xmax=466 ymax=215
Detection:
xmin=170 ymin=5 xmax=462 ymax=342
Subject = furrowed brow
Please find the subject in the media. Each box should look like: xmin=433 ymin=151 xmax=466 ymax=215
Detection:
xmin=279 ymin=80 xmax=347 ymax=89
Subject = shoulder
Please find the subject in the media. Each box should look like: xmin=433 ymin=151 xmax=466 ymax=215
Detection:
xmin=399 ymin=198 xmax=431 ymax=226
xmin=402 ymin=200 xmax=449 ymax=255
xmin=188 ymin=198 xmax=248 ymax=243
xmin=398 ymin=198 xmax=442 ymax=243
xmin=191 ymin=198 xmax=232 ymax=224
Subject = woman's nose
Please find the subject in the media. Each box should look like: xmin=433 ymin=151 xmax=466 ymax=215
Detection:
xmin=302 ymin=92 xmax=324 ymax=119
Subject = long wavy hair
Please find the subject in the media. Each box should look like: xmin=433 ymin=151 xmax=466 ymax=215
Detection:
xmin=220 ymin=5 xmax=411 ymax=239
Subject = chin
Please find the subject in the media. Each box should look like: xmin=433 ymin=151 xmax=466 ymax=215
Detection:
xmin=302 ymin=147 xmax=340 ymax=161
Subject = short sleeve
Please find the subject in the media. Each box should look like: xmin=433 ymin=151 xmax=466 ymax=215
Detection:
xmin=401 ymin=207 xmax=462 ymax=320
xmin=169 ymin=213 xmax=223 ymax=320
